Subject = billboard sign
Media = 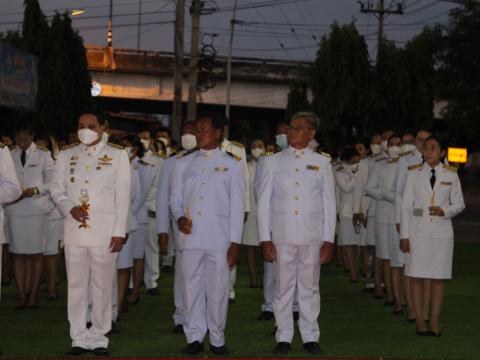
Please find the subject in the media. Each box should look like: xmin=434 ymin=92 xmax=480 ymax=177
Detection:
xmin=0 ymin=41 xmax=38 ymax=110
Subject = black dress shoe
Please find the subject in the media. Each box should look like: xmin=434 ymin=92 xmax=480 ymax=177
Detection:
xmin=182 ymin=341 xmax=204 ymax=355
xmin=416 ymin=329 xmax=430 ymax=337
xmin=273 ymin=342 xmax=291 ymax=354
xmin=147 ymin=288 xmax=159 ymax=296
xmin=228 ymin=298 xmax=236 ymax=304
xmin=106 ymin=322 xmax=120 ymax=336
xmin=430 ymin=331 xmax=441 ymax=337
xmin=93 ymin=347 xmax=109 ymax=356
xmin=303 ymin=342 xmax=324 ymax=354
xmin=65 ymin=347 xmax=89 ymax=356
xmin=210 ymin=345 xmax=230 ymax=355
xmin=293 ymin=311 xmax=299 ymax=321
xmin=257 ymin=311 xmax=274 ymax=321
xmin=173 ymin=324 xmax=184 ymax=334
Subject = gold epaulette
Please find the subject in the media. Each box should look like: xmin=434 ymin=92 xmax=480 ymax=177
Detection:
xmin=36 ymin=145 xmax=49 ymax=152
xmin=108 ymin=142 xmax=124 ymax=150
xmin=400 ymin=151 xmax=413 ymax=157
xmin=408 ymin=163 xmax=422 ymax=171
xmin=261 ymin=151 xmax=275 ymax=157
xmin=226 ymin=151 xmax=242 ymax=161
xmin=177 ymin=148 xmax=198 ymax=159
xmin=336 ymin=166 xmax=344 ymax=172
xmin=315 ymin=148 xmax=331 ymax=158
xmin=61 ymin=143 xmax=79 ymax=151
xmin=444 ymin=164 xmax=458 ymax=172
xmin=230 ymin=140 xmax=244 ymax=149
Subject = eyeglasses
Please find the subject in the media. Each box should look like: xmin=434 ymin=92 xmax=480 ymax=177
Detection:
xmin=287 ymin=125 xmax=315 ymax=132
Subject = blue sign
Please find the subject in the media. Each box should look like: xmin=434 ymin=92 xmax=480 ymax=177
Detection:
xmin=0 ymin=41 xmax=38 ymax=110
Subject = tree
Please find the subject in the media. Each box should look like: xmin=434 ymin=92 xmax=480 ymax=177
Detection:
xmin=311 ymin=22 xmax=371 ymax=146
xmin=370 ymin=40 xmax=411 ymax=132
xmin=438 ymin=0 xmax=480 ymax=143
xmin=285 ymin=81 xmax=310 ymax=121
xmin=404 ymin=26 xmax=443 ymax=130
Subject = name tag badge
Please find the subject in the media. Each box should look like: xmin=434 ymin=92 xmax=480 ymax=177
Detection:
xmin=215 ymin=166 xmax=228 ymax=172
xmin=98 ymin=162 xmax=112 ymax=167
xmin=441 ymin=181 xmax=452 ymax=185
xmin=306 ymin=165 xmax=319 ymax=171
xmin=413 ymin=208 xmax=423 ymax=217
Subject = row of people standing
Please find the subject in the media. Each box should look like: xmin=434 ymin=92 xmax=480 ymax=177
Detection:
xmin=333 ymin=128 xmax=465 ymax=337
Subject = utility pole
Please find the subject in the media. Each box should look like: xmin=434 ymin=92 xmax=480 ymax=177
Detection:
xmin=108 ymin=0 xmax=113 ymax=47
xmin=172 ymin=0 xmax=185 ymax=141
xmin=359 ymin=0 xmax=405 ymax=62
xmin=187 ymin=0 xmax=202 ymax=122
xmin=225 ymin=0 xmax=238 ymax=129
xmin=137 ymin=0 xmax=142 ymax=50
xmin=104 ymin=0 xmax=115 ymax=69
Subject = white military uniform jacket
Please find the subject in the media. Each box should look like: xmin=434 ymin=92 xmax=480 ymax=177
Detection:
xmin=400 ymin=163 xmax=465 ymax=240
xmin=335 ymin=164 xmax=357 ymax=219
xmin=395 ymin=148 xmax=423 ymax=224
xmin=221 ymin=139 xmax=250 ymax=212
xmin=170 ymin=148 xmax=245 ymax=251
xmin=0 ymin=145 xmax=22 ymax=244
xmin=143 ymin=150 xmax=164 ymax=214
xmin=353 ymin=153 xmax=384 ymax=216
xmin=5 ymin=142 xmax=54 ymax=216
xmin=257 ymin=147 xmax=336 ymax=245
xmin=50 ymin=141 xmax=131 ymax=247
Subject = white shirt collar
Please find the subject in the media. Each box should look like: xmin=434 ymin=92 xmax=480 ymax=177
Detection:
xmin=25 ymin=141 xmax=36 ymax=156
xmin=288 ymin=146 xmax=309 ymax=158
xmin=200 ymin=147 xmax=220 ymax=159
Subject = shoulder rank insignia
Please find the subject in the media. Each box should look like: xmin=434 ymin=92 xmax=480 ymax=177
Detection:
xmin=98 ymin=154 xmax=113 ymax=163
xmin=443 ymin=164 xmax=458 ymax=172
xmin=399 ymin=151 xmax=413 ymax=157
xmin=226 ymin=151 xmax=242 ymax=161
xmin=408 ymin=163 xmax=422 ymax=171
xmin=230 ymin=140 xmax=244 ymax=149
xmin=177 ymin=148 xmax=198 ymax=159
xmin=315 ymin=147 xmax=331 ymax=158
xmin=108 ymin=142 xmax=124 ymax=150
xmin=36 ymin=145 xmax=49 ymax=152
xmin=61 ymin=143 xmax=79 ymax=151
xmin=262 ymin=151 xmax=275 ymax=157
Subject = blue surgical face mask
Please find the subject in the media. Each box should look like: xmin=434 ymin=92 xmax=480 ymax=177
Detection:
xmin=275 ymin=134 xmax=288 ymax=150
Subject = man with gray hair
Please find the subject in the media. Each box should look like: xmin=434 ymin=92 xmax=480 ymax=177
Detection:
xmin=257 ymin=111 xmax=336 ymax=354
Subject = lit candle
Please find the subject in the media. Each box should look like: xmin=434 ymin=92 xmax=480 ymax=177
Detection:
xmin=186 ymin=207 xmax=191 ymax=224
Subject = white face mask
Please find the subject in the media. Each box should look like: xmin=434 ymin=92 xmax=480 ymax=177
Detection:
xmin=157 ymin=137 xmax=169 ymax=147
xmin=140 ymin=138 xmax=150 ymax=151
xmin=401 ymin=143 xmax=416 ymax=154
xmin=388 ymin=146 xmax=401 ymax=158
xmin=181 ymin=134 xmax=197 ymax=151
xmin=251 ymin=148 xmax=265 ymax=159
xmin=77 ymin=128 xmax=99 ymax=146
xmin=275 ymin=134 xmax=288 ymax=150
xmin=125 ymin=147 xmax=133 ymax=159
xmin=381 ymin=140 xmax=388 ymax=152
xmin=370 ymin=144 xmax=382 ymax=155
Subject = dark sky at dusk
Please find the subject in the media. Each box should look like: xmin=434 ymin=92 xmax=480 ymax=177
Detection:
xmin=0 ymin=0 xmax=457 ymax=61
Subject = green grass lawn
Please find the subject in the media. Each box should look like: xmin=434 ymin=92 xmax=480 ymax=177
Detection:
xmin=1 ymin=242 xmax=480 ymax=359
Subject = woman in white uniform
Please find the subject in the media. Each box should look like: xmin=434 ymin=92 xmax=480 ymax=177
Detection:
xmin=5 ymin=122 xmax=54 ymax=308
xmin=116 ymin=135 xmax=142 ymax=318
xmin=334 ymin=146 xmax=361 ymax=282
xmin=35 ymin=135 xmax=62 ymax=300
xmin=366 ymin=134 xmax=403 ymax=307
xmin=400 ymin=135 xmax=464 ymax=336
xmin=242 ymin=139 xmax=265 ymax=288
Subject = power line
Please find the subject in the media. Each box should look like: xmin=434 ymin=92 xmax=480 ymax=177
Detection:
xmin=274 ymin=1 xmax=311 ymax=58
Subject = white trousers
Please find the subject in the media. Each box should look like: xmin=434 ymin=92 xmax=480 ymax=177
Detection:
xmin=182 ymin=249 xmax=229 ymax=347
xmin=65 ymin=245 xmax=117 ymax=349
xmin=262 ymin=261 xmax=299 ymax=313
xmin=172 ymin=219 xmax=184 ymax=326
xmin=273 ymin=244 xmax=321 ymax=344
xmin=144 ymin=217 xmax=159 ymax=289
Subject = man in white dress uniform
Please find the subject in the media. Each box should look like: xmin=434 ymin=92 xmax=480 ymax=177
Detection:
xmin=0 ymin=143 xmax=22 ymax=301
xmin=170 ymin=113 xmax=245 ymax=355
xmin=257 ymin=112 xmax=336 ymax=354
xmin=50 ymin=112 xmax=130 ymax=356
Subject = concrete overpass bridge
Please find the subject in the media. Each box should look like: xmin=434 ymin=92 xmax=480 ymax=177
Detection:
xmin=86 ymin=45 xmax=311 ymax=127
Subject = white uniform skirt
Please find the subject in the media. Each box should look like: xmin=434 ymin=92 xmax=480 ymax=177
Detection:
xmin=338 ymin=216 xmax=360 ymax=246
xmin=405 ymin=236 xmax=454 ymax=279
xmin=242 ymin=214 xmax=259 ymax=246
xmin=44 ymin=219 xmax=63 ymax=256
xmin=118 ymin=230 xmax=135 ymax=270
xmin=365 ymin=215 xmax=376 ymax=246
xmin=8 ymin=215 xmax=47 ymax=255
xmin=374 ymin=222 xmax=389 ymax=260
xmin=388 ymin=224 xmax=405 ymax=267
xmin=132 ymin=223 xmax=147 ymax=259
